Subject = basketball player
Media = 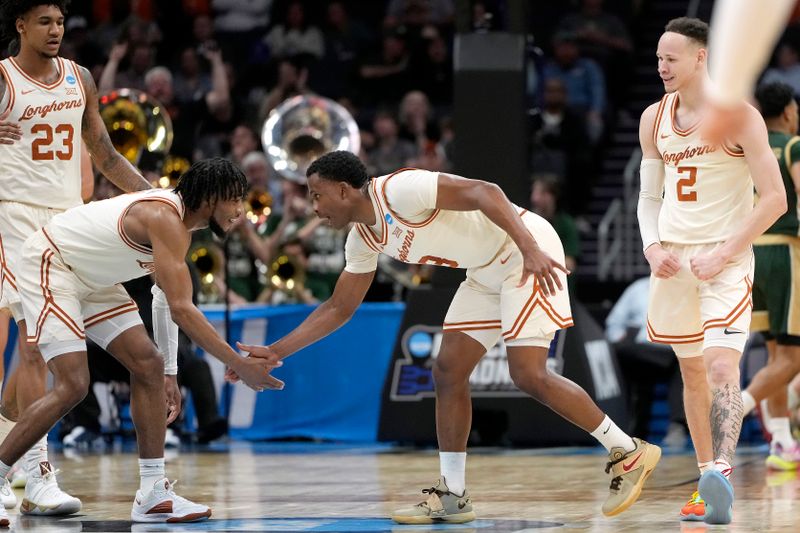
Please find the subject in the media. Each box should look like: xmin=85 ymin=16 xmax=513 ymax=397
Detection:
xmin=637 ymin=18 xmax=786 ymax=524
xmin=233 ymin=151 xmax=662 ymax=524
xmin=741 ymin=82 xmax=800 ymax=470
xmin=703 ymin=0 xmax=797 ymax=142
xmin=0 ymin=158 xmax=281 ymax=527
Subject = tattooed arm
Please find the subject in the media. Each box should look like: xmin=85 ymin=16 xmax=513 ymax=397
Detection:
xmin=78 ymin=65 xmax=151 ymax=192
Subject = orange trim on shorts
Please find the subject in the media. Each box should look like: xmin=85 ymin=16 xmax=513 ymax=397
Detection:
xmin=443 ymin=325 xmax=503 ymax=333
xmin=652 ymin=94 xmax=669 ymax=146
xmin=41 ymin=227 xmax=61 ymax=255
xmin=443 ymin=319 xmax=502 ymax=332
xmin=0 ymin=232 xmax=18 ymax=291
xmin=646 ymin=320 xmax=704 ymax=345
xmin=84 ymin=302 xmax=139 ymax=328
xmin=27 ymin=249 xmax=84 ymax=344
xmin=702 ymin=276 xmax=753 ymax=330
xmin=502 ymin=281 xmax=572 ymax=340
xmin=380 ymin=168 xmax=440 ymax=228
xmin=671 ymin=94 xmax=701 ymax=137
xmin=9 ymin=56 xmax=65 ymax=90
xmin=518 ymin=209 xmax=528 ymax=217
xmin=444 ymin=319 xmax=502 ymax=327
xmin=0 ymin=62 xmax=16 ymax=121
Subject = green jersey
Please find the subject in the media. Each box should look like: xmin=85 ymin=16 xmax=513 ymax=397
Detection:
xmin=766 ymin=131 xmax=800 ymax=236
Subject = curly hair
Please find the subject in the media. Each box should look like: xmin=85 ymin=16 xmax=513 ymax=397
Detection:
xmin=0 ymin=1 xmax=69 ymax=52
xmin=306 ymin=151 xmax=369 ymax=189
xmin=756 ymin=82 xmax=795 ymax=119
xmin=174 ymin=158 xmax=248 ymax=212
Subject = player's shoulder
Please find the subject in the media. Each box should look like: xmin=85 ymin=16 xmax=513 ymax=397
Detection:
xmin=640 ymin=97 xmax=668 ymax=124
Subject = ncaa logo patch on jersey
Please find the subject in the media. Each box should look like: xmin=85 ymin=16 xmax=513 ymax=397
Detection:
xmin=66 ymin=75 xmax=76 ymax=84
xmin=384 ymin=213 xmax=393 ymax=225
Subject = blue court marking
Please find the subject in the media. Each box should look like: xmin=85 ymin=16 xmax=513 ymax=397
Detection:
xmin=69 ymin=517 xmax=564 ymax=532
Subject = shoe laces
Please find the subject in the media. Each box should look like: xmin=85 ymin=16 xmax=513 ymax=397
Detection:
xmin=687 ymin=490 xmax=703 ymax=505
xmin=156 ymin=479 xmax=196 ymax=507
xmin=605 ymin=455 xmax=625 ymax=492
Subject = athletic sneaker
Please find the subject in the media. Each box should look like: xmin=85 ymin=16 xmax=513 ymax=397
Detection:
xmin=602 ymin=437 xmax=661 ymax=516
xmin=391 ymin=477 xmax=475 ymax=524
xmin=131 ymin=478 xmax=211 ymax=523
xmin=680 ymin=490 xmax=705 ymax=521
xmin=0 ymin=478 xmax=15 ymax=509
xmin=20 ymin=462 xmax=81 ymax=516
xmin=698 ymin=470 xmax=734 ymax=525
xmin=9 ymin=465 xmax=26 ymax=489
xmin=766 ymin=442 xmax=800 ymax=471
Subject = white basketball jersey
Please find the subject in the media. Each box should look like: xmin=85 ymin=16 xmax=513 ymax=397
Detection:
xmin=0 ymin=56 xmax=85 ymax=209
xmin=654 ymin=92 xmax=753 ymax=244
xmin=44 ymin=190 xmax=185 ymax=289
xmin=344 ymin=169 xmax=515 ymax=274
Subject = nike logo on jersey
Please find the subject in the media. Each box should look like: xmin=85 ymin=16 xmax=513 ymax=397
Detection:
xmin=723 ymin=327 xmax=743 ymax=335
xmin=21 ymin=88 xmax=35 ymax=94
xmin=499 ymin=253 xmax=513 ymax=264
xmin=622 ymin=453 xmax=643 ymax=472
xmin=660 ymin=133 xmax=669 ymax=139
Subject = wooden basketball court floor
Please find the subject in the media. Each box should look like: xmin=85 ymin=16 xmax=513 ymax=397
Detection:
xmin=4 ymin=443 xmax=798 ymax=532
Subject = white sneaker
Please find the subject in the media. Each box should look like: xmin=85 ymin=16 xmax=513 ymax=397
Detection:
xmin=9 ymin=465 xmax=26 ymax=489
xmin=0 ymin=478 xmax=15 ymax=509
xmin=164 ymin=428 xmax=181 ymax=449
xmin=131 ymin=478 xmax=211 ymax=523
xmin=20 ymin=462 xmax=81 ymax=515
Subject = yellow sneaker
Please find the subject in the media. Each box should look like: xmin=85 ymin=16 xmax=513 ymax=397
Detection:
xmin=679 ymin=490 xmax=705 ymax=521
xmin=601 ymin=437 xmax=661 ymax=516
xmin=392 ymin=477 xmax=475 ymax=524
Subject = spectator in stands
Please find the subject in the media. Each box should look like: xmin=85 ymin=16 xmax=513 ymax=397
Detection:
xmin=98 ymin=42 xmax=155 ymax=93
xmin=366 ymin=110 xmax=418 ymax=176
xmin=227 ymin=125 xmax=260 ymax=167
xmin=211 ymin=0 xmax=272 ymax=64
xmin=63 ymin=16 xmax=105 ymax=72
xmin=142 ymin=41 xmax=230 ymax=161
xmin=556 ymin=0 xmax=632 ymax=106
xmin=173 ymin=46 xmax=213 ymax=104
xmin=529 ymin=174 xmax=580 ymax=275
xmin=530 ymin=77 xmax=593 ymax=214
xmin=542 ymin=31 xmax=606 ymax=144
xmin=316 ymin=1 xmax=373 ymax=100
xmin=605 ymin=277 xmax=687 ymax=448
xmin=398 ymin=90 xmax=439 ymax=148
xmin=264 ymin=1 xmax=325 ymax=61
xmin=413 ymin=32 xmax=453 ymax=106
xmin=762 ymin=42 xmax=800 ymax=98
xmin=259 ymin=54 xmax=314 ymax=123
xmin=359 ymin=26 xmax=411 ymax=106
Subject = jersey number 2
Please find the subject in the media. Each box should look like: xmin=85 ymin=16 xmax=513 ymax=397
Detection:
xmin=31 ymin=124 xmax=74 ymax=161
xmin=676 ymin=166 xmax=697 ymax=202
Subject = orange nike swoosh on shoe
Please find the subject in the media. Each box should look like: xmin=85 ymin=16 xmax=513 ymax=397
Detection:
xmin=499 ymin=253 xmax=513 ymax=264
xmin=622 ymin=453 xmax=643 ymax=471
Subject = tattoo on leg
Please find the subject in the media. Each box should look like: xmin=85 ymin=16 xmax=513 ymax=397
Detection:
xmin=710 ymin=383 xmax=743 ymax=462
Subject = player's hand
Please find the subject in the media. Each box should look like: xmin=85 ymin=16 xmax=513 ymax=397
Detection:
xmin=236 ymin=342 xmax=282 ymax=365
xmin=0 ymin=121 xmax=21 ymax=144
xmin=700 ymin=100 xmax=748 ymax=147
xmin=164 ymin=375 xmax=182 ymax=425
xmin=644 ymin=244 xmax=681 ymax=279
xmin=519 ymin=244 xmax=570 ymax=297
xmin=227 ymin=354 xmax=284 ymax=391
xmin=689 ymin=251 xmax=728 ymax=281
xmin=108 ymin=41 xmax=128 ymax=63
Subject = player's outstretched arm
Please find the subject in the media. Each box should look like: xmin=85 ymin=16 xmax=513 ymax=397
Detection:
xmin=637 ymin=102 xmax=680 ymax=279
xmin=77 ymin=66 xmax=152 ymax=192
xmin=237 ymin=270 xmax=375 ymax=364
xmin=147 ymin=205 xmax=283 ymax=391
xmin=434 ymin=173 xmax=566 ymax=296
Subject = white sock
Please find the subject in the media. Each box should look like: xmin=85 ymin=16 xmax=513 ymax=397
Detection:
xmin=22 ymin=436 xmax=48 ymax=476
xmin=0 ymin=459 xmax=11 ymax=480
xmin=714 ymin=459 xmax=733 ymax=479
xmin=439 ymin=452 xmax=466 ymax=496
xmin=768 ymin=417 xmax=794 ymax=450
xmin=698 ymin=460 xmax=714 ymax=474
xmin=139 ymin=458 xmax=165 ymax=494
xmin=741 ymin=390 xmax=756 ymax=416
xmin=0 ymin=414 xmax=16 ymax=445
xmin=590 ymin=415 xmax=636 ymax=453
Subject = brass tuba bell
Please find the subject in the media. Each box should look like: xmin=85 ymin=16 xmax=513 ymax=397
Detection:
xmin=261 ymin=95 xmax=360 ymax=184
xmin=99 ymin=88 xmax=176 ymax=185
